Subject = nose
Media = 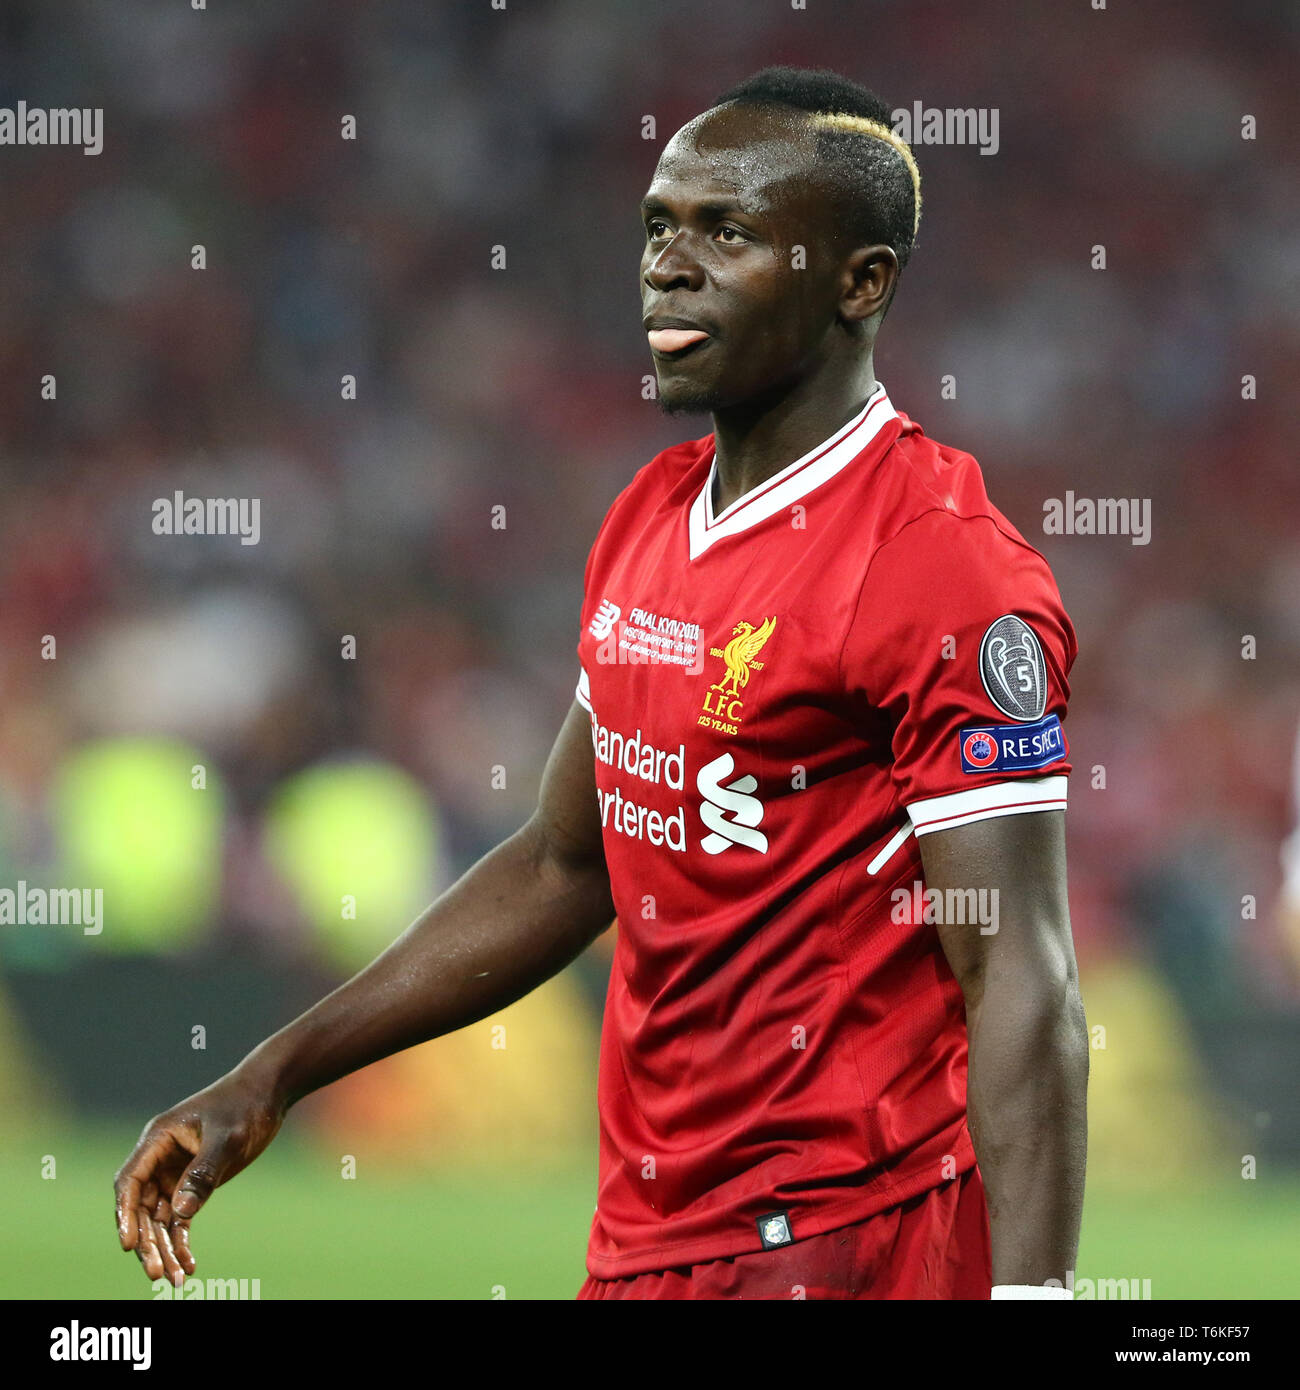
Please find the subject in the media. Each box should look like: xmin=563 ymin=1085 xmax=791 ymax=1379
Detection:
xmin=643 ymin=232 xmax=704 ymax=293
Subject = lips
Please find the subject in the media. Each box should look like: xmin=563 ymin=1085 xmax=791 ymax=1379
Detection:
xmin=648 ymin=327 xmax=710 ymax=354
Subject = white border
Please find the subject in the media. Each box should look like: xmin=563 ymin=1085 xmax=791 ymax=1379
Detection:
xmin=574 ymin=664 xmax=592 ymax=713
xmin=907 ymin=775 xmax=1067 ymax=837
xmin=687 ymin=384 xmax=898 ymax=561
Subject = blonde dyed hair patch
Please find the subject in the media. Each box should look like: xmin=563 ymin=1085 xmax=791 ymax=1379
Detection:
xmin=808 ymin=111 xmax=922 ymax=239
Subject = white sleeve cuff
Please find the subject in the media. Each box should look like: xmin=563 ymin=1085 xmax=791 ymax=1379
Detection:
xmin=991 ymin=1284 xmax=1073 ymax=1300
xmin=907 ymin=776 xmax=1067 ymax=837
xmin=574 ymin=664 xmax=592 ymax=713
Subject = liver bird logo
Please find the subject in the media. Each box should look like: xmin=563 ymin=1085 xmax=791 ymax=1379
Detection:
xmin=708 ymin=616 xmax=777 ymax=697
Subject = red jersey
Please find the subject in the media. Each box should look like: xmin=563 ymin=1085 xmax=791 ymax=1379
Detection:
xmin=574 ymin=383 xmax=1076 ymax=1279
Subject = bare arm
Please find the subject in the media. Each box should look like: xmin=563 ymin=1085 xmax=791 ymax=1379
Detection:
xmin=115 ymin=699 xmax=611 ymax=1284
xmin=919 ymin=809 xmax=1088 ymax=1291
xmin=242 ymin=699 xmax=613 ymax=1108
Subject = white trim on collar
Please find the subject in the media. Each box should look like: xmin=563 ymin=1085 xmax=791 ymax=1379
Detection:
xmin=687 ymin=384 xmax=898 ymax=561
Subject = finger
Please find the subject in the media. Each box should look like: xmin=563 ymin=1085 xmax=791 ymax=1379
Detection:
xmin=136 ymin=1209 xmax=165 ymax=1282
xmin=150 ymin=1199 xmax=185 ymax=1288
xmin=172 ymin=1153 xmax=221 ymax=1220
xmin=114 ymin=1131 xmax=172 ymax=1251
xmin=154 ymin=1196 xmax=194 ymax=1283
xmin=115 ymin=1175 xmax=141 ymax=1250
xmin=170 ymin=1216 xmax=196 ymax=1277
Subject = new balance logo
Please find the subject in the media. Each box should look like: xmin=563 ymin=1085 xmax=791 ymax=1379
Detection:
xmin=589 ymin=598 xmax=620 ymax=639
xmin=697 ymin=753 xmax=768 ymax=855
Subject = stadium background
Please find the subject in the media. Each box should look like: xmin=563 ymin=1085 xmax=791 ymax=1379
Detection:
xmin=1 ymin=0 xmax=1298 ymax=1299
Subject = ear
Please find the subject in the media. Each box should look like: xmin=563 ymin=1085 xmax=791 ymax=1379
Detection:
xmin=839 ymin=244 xmax=899 ymax=329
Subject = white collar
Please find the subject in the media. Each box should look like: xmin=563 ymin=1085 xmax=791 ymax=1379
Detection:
xmin=687 ymin=384 xmax=897 ymax=561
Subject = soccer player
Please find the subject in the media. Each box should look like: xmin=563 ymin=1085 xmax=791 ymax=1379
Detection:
xmin=115 ymin=66 xmax=1088 ymax=1301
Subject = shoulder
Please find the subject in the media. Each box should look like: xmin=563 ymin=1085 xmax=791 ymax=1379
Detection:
xmin=849 ymin=414 xmax=1076 ymax=669
xmin=587 ymin=432 xmax=712 ymax=555
xmin=870 ymin=414 xmax=1056 ymax=577
xmin=621 ymin=431 xmax=711 ymax=506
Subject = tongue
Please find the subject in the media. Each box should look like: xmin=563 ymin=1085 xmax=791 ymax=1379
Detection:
xmin=649 ymin=328 xmax=709 ymax=352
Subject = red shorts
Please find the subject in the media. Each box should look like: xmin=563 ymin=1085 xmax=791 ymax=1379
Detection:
xmin=576 ymin=1167 xmax=992 ymax=1300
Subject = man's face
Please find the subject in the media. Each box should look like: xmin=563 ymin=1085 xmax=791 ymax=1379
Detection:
xmin=640 ymin=104 xmax=845 ymax=415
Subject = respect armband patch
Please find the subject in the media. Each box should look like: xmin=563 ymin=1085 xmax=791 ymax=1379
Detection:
xmin=959 ymin=713 xmax=1067 ymax=774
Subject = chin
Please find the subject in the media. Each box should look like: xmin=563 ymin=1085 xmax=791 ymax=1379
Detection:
xmin=657 ymin=383 xmax=727 ymax=417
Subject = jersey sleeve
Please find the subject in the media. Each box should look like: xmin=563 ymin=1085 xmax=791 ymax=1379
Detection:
xmin=575 ymin=549 xmax=595 ymax=715
xmin=840 ymin=509 xmax=1077 ymax=837
xmin=575 ymin=498 xmax=617 ymax=716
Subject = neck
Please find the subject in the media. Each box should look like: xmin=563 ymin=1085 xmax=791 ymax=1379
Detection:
xmin=710 ymin=355 xmax=879 ymax=514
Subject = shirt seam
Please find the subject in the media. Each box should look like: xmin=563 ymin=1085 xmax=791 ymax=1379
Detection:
xmin=835 ymin=503 xmax=1058 ymax=702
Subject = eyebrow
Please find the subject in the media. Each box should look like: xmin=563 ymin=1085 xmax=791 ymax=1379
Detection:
xmin=639 ymin=194 xmax=758 ymax=221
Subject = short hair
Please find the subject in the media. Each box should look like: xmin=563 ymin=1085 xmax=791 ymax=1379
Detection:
xmin=710 ymin=67 xmax=921 ymax=273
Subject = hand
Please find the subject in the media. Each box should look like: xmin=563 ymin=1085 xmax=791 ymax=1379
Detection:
xmin=114 ymin=1070 xmax=286 ymax=1287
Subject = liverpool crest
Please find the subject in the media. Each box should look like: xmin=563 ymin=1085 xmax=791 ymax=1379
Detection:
xmin=699 ymin=615 xmax=776 ymax=735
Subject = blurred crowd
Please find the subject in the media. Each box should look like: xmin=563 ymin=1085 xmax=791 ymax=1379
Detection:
xmin=0 ymin=1 xmax=1298 ymax=1155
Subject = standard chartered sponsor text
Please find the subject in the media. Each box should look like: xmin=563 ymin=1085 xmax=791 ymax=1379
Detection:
xmin=590 ymin=715 xmax=687 ymax=850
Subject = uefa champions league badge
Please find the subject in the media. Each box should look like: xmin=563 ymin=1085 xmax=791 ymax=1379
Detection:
xmin=959 ymin=713 xmax=1066 ymax=773
xmin=757 ymin=1211 xmax=794 ymax=1249
xmin=978 ymin=614 xmax=1048 ymax=722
